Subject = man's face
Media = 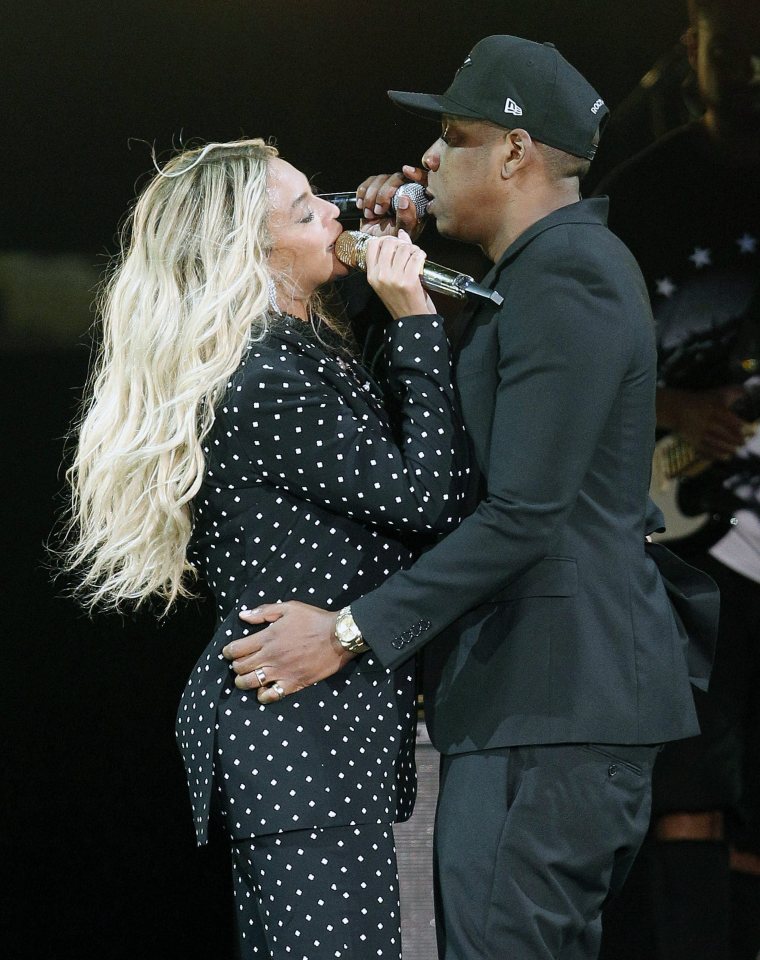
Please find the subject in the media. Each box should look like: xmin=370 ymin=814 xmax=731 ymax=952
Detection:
xmin=693 ymin=6 xmax=760 ymax=128
xmin=421 ymin=116 xmax=508 ymax=247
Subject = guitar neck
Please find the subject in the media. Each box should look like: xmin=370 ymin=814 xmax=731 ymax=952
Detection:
xmin=661 ymin=435 xmax=701 ymax=479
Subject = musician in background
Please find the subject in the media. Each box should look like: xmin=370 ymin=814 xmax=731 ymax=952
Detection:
xmin=596 ymin=2 xmax=760 ymax=957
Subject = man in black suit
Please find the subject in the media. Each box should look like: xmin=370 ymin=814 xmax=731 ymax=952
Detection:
xmin=223 ymin=36 xmax=714 ymax=958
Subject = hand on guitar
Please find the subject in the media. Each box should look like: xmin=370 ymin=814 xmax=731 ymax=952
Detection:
xmin=657 ymin=386 xmax=748 ymax=461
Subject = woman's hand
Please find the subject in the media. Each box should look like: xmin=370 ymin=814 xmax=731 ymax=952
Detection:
xmin=364 ymin=231 xmax=435 ymax=319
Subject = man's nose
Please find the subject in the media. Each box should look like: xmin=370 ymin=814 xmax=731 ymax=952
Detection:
xmin=422 ymin=144 xmax=440 ymax=173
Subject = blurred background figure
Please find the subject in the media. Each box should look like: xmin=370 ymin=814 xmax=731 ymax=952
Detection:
xmin=584 ymin=39 xmax=697 ymax=191
xmin=596 ymin=2 xmax=760 ymax=958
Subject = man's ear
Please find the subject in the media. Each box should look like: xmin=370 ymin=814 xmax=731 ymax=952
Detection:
xmin=502 ymin=128 xmax=532 ymax=179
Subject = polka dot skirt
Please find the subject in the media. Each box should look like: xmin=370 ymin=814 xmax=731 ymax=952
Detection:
xmin=231 ymin=822 xmax=401 ymax=958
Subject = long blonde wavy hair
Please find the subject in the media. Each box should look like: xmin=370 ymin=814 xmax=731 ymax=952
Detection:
xmin=63 ymin=138 xmax=336 ymax=613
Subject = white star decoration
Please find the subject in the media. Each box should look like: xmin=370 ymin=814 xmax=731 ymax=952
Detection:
xmin=737 ymin=233 xmax=758 ymax=254
xmin=656 ymin=277 xmax=677 ymax=298
xmin=689 ymin=247 xmax=712 ymax=268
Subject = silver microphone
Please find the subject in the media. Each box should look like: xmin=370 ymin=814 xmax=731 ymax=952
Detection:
xmin=319 ymin=182 xmax=429 ymax=222
xmin=334 ymin=231 xmax=504 ymax=307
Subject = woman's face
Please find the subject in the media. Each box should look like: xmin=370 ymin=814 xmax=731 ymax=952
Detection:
xmin=267 ymin=158 xmax=348 ymax=313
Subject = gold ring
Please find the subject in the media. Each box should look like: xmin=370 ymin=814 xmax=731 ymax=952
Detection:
xmin=254 ymin=667 xmax=267 ymax=685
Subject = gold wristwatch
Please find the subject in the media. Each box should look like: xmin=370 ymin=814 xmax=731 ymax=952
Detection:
xmin=334 ymin=606 xmax=369 ymax=654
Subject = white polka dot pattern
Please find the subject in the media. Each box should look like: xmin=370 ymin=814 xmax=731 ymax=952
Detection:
xmin=231 ymin=823 xmax=401 ymax=958
xmin=175 ymin=314 xmax=467 ymax=845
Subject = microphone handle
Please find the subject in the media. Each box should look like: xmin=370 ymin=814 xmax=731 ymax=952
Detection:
xmin=335 ymin=230 xmax=503 ymax=307
xmin=319 ymin=182 xmax=429 ymax=222
xmin=420 ymin=262 xmax=504 ymax=307
xmin=319 ymin=192 xmax=365 ymax=219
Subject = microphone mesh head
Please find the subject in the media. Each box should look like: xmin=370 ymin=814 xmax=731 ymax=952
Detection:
xmin=394 ymin=182 xmax=429 ymax=219
xmin=334 ymin=231 xmax=369 ymax=270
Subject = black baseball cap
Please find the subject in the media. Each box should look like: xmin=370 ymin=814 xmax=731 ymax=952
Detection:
xmin=388 ymin=35 xmax=608 ymax=160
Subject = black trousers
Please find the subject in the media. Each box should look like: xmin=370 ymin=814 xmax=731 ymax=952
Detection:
xmin=230 ymin=823 xmax=401 ymax=959
xmin=434 ymin=742 xmax=659 ymax=960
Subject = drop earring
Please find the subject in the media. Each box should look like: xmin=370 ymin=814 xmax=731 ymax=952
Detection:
xmin=267 ymin=276 xmax=281 ymax=315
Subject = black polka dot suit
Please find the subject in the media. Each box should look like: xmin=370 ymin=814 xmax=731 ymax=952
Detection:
xmin=175 ymin=312 xmax=466 ymax=955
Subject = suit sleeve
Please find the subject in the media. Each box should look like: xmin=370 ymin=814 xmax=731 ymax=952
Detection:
xmin=221 ymin=315 xmax=467 ymax=535
xmin=352 ymin=246 xmax=632 ymax=668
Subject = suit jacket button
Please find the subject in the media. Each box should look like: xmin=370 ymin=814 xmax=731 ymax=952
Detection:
xmin=608 ymin=764 xmax=618 ymax=778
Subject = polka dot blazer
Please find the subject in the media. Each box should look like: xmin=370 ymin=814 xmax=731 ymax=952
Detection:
xmin=176 ymin=313 xmax=467 ymax=845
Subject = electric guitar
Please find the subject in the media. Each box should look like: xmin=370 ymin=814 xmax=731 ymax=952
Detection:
xmin=649 ymin=384 xmax=760 ymax=546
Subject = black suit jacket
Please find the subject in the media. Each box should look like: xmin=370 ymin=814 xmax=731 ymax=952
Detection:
xmin=353 ymin=198 xmax=709 ymax=753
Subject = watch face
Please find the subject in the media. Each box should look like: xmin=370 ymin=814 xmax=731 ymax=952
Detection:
xmin=336 ymin=610 xmax=365 ymax=652
xmin=337 ymin=611 xmax=357 ymax=636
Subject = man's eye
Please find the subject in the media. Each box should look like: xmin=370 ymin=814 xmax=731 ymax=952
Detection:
xmin=299 ymin=210 xmax=315 ymax=224
xmin=441 ymin=126 xmax=457 ymax=146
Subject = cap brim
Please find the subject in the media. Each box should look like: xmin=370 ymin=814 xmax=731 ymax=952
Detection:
xmin=387 ymin=90 xmax=485 ymax=122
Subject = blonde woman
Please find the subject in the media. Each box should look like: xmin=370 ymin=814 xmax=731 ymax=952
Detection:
xmin=64 ymin=139 xmax=466 ymax=958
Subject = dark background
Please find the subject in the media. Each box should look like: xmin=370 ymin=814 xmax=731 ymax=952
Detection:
xmin=3 ymin=0 xmax=685 ymax=256
xmin=2 ymin=2 xmax=686 ymax=958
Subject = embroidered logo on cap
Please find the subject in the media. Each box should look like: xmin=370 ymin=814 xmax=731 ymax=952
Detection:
xmin=504 ymin=98 xmax=523 ymax=116
xmin=591 ymin=98 xmax=605 ymax=115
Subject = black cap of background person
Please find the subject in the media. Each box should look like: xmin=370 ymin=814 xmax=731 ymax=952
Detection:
xmin=388 ymin=35 xmax=609 ymax=161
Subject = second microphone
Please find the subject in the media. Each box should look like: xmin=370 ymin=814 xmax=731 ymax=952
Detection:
xmin=318 ymin=182 xmax=430 ymax=222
